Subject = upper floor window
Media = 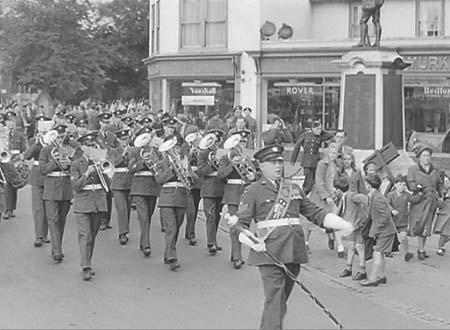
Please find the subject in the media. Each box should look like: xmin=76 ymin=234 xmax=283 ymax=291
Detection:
xmin=180 ymin=0 xmax=227 ymax=49
xmin=417 ymin=0 xmax=444 ymax=37
xmin=151 ymin=0 xmax=160 ymax=54
xmin=348 ymin=2 xmax=375 ymax=40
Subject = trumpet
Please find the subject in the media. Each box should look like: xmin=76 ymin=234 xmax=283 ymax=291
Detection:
xmin=159 ymin=136 xmax=193 ymax=190
xmin=223 ymin=134 xmax=257 ymax=184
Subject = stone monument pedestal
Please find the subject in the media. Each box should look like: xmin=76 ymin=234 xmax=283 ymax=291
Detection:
xmin=333 ymin=49 xmax=414 ymax=174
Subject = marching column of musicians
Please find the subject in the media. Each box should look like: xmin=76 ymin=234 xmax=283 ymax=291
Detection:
xmin=4 ymin=107 xmax=267 ymax=280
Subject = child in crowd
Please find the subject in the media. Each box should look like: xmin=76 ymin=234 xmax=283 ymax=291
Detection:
xmin=387 ymin=175 xmax=414 ymax=262
xmin=360 ymin=174 xmax=397 ymax=287
xmin=335 ymin=175 xmax=369 ymax=281
xmin=433 ymin=187 xmax=450 ymax=256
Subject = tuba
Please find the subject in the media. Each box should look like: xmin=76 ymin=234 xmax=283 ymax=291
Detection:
xmin=134 ymin=133 xmax=160 ymax=173
xmin=198 ymin=133 xmax=220 ymax=171
xmin=159 ymin=136 xmax=193 ymax=190
xmin=223 ymin=134 xmax=257 ymax=184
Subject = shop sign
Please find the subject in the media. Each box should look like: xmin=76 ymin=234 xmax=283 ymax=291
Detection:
xmin=182 ymin=83 xmax=222 ymax=96
xmin=405 ymin=86 xmax=450 ymax=100
xmin=277 ymin=84 xmax=322 ymax=97
xmin=405 ymin=56 xmax=450 ymax=72
xmin=182 ymin=95 xmax=215 ymax=106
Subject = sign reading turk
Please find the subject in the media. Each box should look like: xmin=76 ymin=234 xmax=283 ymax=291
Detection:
xmin=181 ymin=82 xmax=221 ymax=106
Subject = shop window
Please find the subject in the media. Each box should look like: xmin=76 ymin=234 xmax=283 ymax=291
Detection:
xmin=404 ymin=78 xmax=450 ymax=153
xmin=180 ymin=0 xmax=227 ymax=49
xmin=267 ymin=78 xmax=340 ymax=143
xmin=168 ymin=79 xmax=234 ymax=130
xmin=151 ymin=1 xmax=160 ymax=54
xmin=417 ymin=0 xmax=444 ymax=37
xmin=348 ymin=2 xmax=375 ymax=40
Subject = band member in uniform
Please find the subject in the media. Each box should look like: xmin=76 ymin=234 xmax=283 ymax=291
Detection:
xmin=184 ymin=132 xmax=202 ymax=246
xmin=290 ymin=121 xmax=335 ymax=195
xmin=23 ymin=115 xmax=52 ymax=247
xmin=230 ymin=144 xmax=353 ymax=330
xmin=71 ymin=132 xmax=108 ymax=281
xmin=218 ymin=129 xmax=256 ymax=269
xmin=4 ymin=111 xmax=27 ymax=219
xmin=155 ymin=135 xmax=189 ymax=270
xmin=128 ymin=127 xmax=160 ymax=257
xmin=197 ymin=129 xmax=225 ymax=255
xmin=97 ymin=112 xmax=117 ymax=231
xmin=110 ymin=129 xmax=133 ymax=245
xmin=39 ymin=124 xmax=74 ymax=263
xmin=109 ymin=108 xmax=126 ymax=133
xmin=75 ymin=118 xmax=89 ymax=138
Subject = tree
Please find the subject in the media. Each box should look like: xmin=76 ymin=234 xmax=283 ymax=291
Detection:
xmin=95 ymin=0 xmax=149 ymax=100
xmin=0 ymin=0 xmax=116 ymax=103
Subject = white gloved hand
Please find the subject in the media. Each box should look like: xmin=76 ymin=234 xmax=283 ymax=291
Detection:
xmin=226 ymin=214 xmax=239 ymax=227
xmin=324 ymin=213 xmax=354 ymax=236
xmin=239 ymin=230 xmax=266 ymax=252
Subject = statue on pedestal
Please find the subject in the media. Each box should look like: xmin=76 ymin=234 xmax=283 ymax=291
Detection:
xmin=354 ymin=0 xmax=384 ymax=48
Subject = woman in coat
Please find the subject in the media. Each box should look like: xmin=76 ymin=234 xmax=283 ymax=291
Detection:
xmin=308 ymin=143 xmax=343 ymax=256
xmin=407 ymin=144 xmax=443 ymax=260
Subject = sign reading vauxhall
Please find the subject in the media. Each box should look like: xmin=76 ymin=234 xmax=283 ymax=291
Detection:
xmin=181 ymin=82 xmax=221 ymax=106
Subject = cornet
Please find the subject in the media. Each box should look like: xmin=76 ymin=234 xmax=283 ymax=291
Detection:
xmin=223 ymin=134 xmax=257 ymax=184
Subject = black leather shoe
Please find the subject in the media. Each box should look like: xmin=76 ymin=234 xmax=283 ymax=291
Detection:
xmin=352 ymin=272 xmax=367 ymax=281
xmin=208 ymin=246 xmax=217 ymax=255
xmin=328 ymin=238 xmax=335 ymax=250
xmin=376 ymin=277 xmax=387 ymax=284
xmin=43 ymin=238 xmax=50 ymax=244
xmin=339 ymin=268 xmax=352 ymax=278
xmin=119 ymin=234 xmax=129 ymax=245
xmin=34 ymin=238 xmax=43 ymax=248
xmin=404 ymin=252 xmax=414 ymax=261
xmin=91 ymin=269 xmax=96 ymax=276
xmin=417 ymin=250 xmax=426 ymax=260
xmin=437 ymin=248 xmax=445 ymax=256
xmin=105 ymin=224 xmax=112 ymax=229
xmin=3 ymin=211 xmax=9 ymax=220
xmin=99 ymin=224 xmax=107 ymax=231
xmin=10 ymin=211 xmax=15 ymax=218
xmin=82 ymin=268 xmax=92 ymax=281
xmin=53 ymin=254 xmax=64 ymax=263
xmin=233 ymin=259 xmax=244 ymax=269
xmin=337 ymin=251 xmax=345 ymax=258
xmin=189 ymin=238 xmax=197 ymax=246
xmin=143 ymin=247 xmax=151 ymax=257
xmin=215 ymin=245 xmax=222 ymax=251
xmin=359 ymin=279 xmax=378 ymax=287
xmin=384 ymin=252 xmax=393 ymax=258
xmin=168 ymin=260 xmax=180 ymax=271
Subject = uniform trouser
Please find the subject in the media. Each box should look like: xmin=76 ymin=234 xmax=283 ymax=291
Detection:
xmin=45 ymin=200 xmax=71 ymax=256
xmin=31 ymin=185 xmax=48 ymax=239
xmin=160 ymin=207 xmax=186 ymax=262
xmin=4 ymin=182 xmax=17 ymax=211
xmin=228 ymin=204 xmax=242 ymax=261
xmin=101 ymin=190 xmax=113 ymax=226
xmin=134 ymin=195 xmax=157 ymax=249
xmin=258 ymin=263 xmax=301 ymax=330
xmin=185 ymin=188 xmax=201 ymax=239
xmin=113 ymin=189 xmax=131 ymax=236
xmin=76 ymin=212 xmax=102 ymax=269
xmin=302 ymin=167 xmax=316 ymax=195
xmin=203 ymin=197 xmax=223 ymax=247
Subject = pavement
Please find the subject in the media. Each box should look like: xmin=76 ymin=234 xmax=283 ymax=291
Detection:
xmin=0 ymin=186 xmax=449 ymax=329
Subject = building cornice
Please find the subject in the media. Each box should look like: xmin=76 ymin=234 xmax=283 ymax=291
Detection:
xmin=143 ymin=51 xmax=242 ymax=65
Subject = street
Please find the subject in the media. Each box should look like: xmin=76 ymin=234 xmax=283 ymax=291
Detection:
xmin=0 ymin=186 xmax=449 ymax=329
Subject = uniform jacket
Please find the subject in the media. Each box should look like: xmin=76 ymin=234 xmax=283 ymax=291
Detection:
xmin=368 ymin=189 xmax=397 ymax=238
xmin=386 ymin=190 xmax=410 ymax=229
xmin=8 ymin=129 xmax=27 ymax=153
xmin=197 ymin=148 xmax=225 ymax=198
xmin=155 ymin=159 xmax=188 ymax=208
xmin=128 ymin=147 xmax=160 ymax=196
xmin=291 ymin=130 xmax=334 ymax=168
xmin=39 ymin=144 xmax=73 ymax=201
xmin=237 ymin=176 xmax=328 ymax=265
xmin=262 ymin=127 xmax=292 ymax=146
xmin=179 ymin=123 xmax=198 ymax=138
xmin=217 ymin=155 xmax=246 ymax=205
xmin=109 ymin=145 xmax=133 ymax=190
xmin=23 ymin=137 xmax=45 ymax=186
xmin=70 ymin=156 xmax=107 ymax=213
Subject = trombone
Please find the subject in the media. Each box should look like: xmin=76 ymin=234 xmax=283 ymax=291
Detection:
xmin=81 ymin=144 xmax=114 ymax=193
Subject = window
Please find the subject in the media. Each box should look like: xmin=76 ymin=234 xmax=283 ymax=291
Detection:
xmin=417 ymin=0 xmax=444 ymax=37
xmin=180 ymin=0 xmax=227 ymax=49
xmin=151 ymin=1 xmax=160 ymax=54
xmin=348 ymin=2 xmax=375 ymax=40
